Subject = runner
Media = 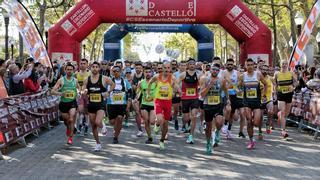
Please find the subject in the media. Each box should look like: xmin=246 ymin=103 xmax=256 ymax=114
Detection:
xmin=178 ymin=58 xmax=201 ymax=144
xmin=260 ymin=65 xmax=275 ymax=136
xmin=147 ymin=61 xmax=180 ymax=150
xmin=51 ymin=63 xmax=80 ymax=145
xmin=198 ymin=62 xmax=211 ymax=134
xmin=239 ymin=58 xmax=268 ymax=149
xmin=136 ymin=66 xmax=156 ymax=143
xmin=131 ymin=62 xmax=144 ymax=137
xmin=223 ymin=58 xmax=241 ymax=139
xmin=107 ymin=65 xmax=132 ymax=144
xmin=200 ymin=64 xmax=228 ymax=154
xmin=82 ymin=61 xmax=115 ymax=151
xmin=172 ymin=61 xmax=186 ymax=131
xmin=274 ymin=60 xmax=297 ymax=138
xmin=75 ymin=58 xmax=90 ymax=135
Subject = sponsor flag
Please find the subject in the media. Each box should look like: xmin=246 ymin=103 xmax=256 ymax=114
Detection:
xmin=2 ymin=0 xmax=52 ymax=68
xmin=289 ymin=0 xmax=320 ymax=69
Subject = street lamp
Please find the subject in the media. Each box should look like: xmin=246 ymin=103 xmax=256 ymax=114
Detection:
xmin=82 ymin=39 xmax=88 ymax=58
xmin=294 ymin=12 xmax=304 ymax=36
xmin=3 ymin=12 xmax=10 ymax=60
xmin=316 ymin=32 xmax=320 ymax=54
xmin=44 ymin=20 xmax=51 ymax=50
xmin=9 ymin=39 xmax=16 ymax=59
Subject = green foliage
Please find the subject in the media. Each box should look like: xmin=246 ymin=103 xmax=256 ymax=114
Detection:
xmin=164 ymin=33 xmax=196 ymax=61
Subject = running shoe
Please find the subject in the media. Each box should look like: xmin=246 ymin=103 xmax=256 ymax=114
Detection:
xmin=159 ymin=141 xmax=165 ymax=150
xmin=145 ymin=138 xmax=153 ymax=144
xmin=221 ymin=124 xmax=228 ymax=134
xmin=113 ymin=137 xmax=119 ymax=144
xmin=153 ymin=125 xmax=160 ymax=135
xmin=247 ymin=140 xmax=255 ymax=150
xmin=214 ymin=130 xmax=221 ymax=144
xmin=101 ymin=123 xmax=108 ymax=136
xmin=206 ymin=141 xmax=212 ymax=155
xmin=281 ymin=130 xmax=289 ymax=138
xmin=199 ymin=124 xmax=204 ymax=134
xmin=226 ymin=130 xmax=233 ymax=139
xmin=103 ymin=116 xmax=109 ymax=125
xmin=124 ymin=118 xmax=129 ymax=127
xmin=174 ymin=119 xmax=179 ymax=131
xmin=136 ymin=130 xmax=143 ymax=137
xmin=238 ymin=132 xmax=246 ymax=138
xmin=67 ymin=137 xmax=73 ymax=145
xmin=84 ymin=125 xmax=88 ymax=136
xmin=94 ymin=143 xmax=102 ymax=152
xmin=186 ymin=134 xmax=194 ymax=144
xmin=258 ymin=132 xmax=263 ymax=140
xmin=266 ymin=126 xmax=272 ymax=134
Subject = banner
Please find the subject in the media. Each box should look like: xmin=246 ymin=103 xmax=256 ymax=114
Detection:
xmin=2 ymin=0 xmax=52 ymax=68
xmin=290 ymin=0 xmax=320 ymax=69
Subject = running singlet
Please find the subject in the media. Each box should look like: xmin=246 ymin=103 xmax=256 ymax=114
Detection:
xmin=87 ymin=75 xmax=106 ymax=104
xmin=59 ymin=76 xmax=77 ymax=103
xmin=227 ymin=70 xmax=238 ymax=96
xmin=76 ymin=71 xmax=90 ymax=87
xmin=140 ymin=79 xmax=156 ymax=106
xmin=203 ymin=78 xmax=222 ymax=106
xmin=243 ymin=71 xmax=261 ymax=104
xmin=181 ymin=71 xmax=198 ymax=100
xmin=154 ymin=74 xmax=173 ymax=100
xmin=107 ymin=78 xmax=129 ymax=105
xmin=276 ymin=71 xmax=293 ymax=94
xmin=260 ymin=76 xmax=273 ymax=102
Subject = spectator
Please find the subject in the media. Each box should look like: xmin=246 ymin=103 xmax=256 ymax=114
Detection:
xmin=24 ymin=68 xmax=41 ymax=93
xmin=100 ymin=60 xmax=110 ymax=76
xmin=8 ymin=63 xmax=32 ymax=95
xmin=49 ymin=61 xmax=61 ymax=88
xmin=0 ymin=67 xmax=9 ymax=91
xmin=0 ymin=59 xmax=6 ymax=68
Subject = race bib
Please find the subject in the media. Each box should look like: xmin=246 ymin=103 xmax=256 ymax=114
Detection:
xmin=236 ymin=91 xmax=244 ymax=98
xmin=208 ymin=96 xmax=220 ymax=105
xmin=159 ymin=86 xmax=169 ymax=98
xmin=186 ymin=88 xmax=196 ymax=96
xmin=113 ymin=93 xmax=124 ymax=103
xmin=280 ymin=86 xmax=292 ymax=94
xmin=90 ymin=93 xmax=101 ymax=103
xmin=64 ymin=91 xmax=75 ymax=99
xmin=246 ymin=88 xmax=257 ymax=98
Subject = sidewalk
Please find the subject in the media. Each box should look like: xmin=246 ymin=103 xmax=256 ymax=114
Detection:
xmin=0 ymin=119 xmax=319 ymax=180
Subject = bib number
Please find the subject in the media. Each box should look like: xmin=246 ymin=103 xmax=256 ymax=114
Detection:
xmin=236 ymin=91 xmax=244 ymax=98
xmin=113 ymin=93 xmax=124 ymax=103
xmin=64 ymin=91 xmax=75 ymax=99
xmin=280 ymin=86 xmax=292 ymax=94
xmin=246 ymin=89 xmax=257 ymax=98
xmin=208 ymin=96 xmax=220 ymax=105
xmin=159 ymin=86 xmax=169 ymax=98
xmin=90 ymin=93 xmax=101 ymax=103
xmin=186 ymin=88 xmax=196 ymax=96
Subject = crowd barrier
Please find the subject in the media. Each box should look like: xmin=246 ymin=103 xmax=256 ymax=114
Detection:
xmin=288 ymin=90 xmax=320 ymax=139
xmin=0 ymin=90 xmax=60 ymax=159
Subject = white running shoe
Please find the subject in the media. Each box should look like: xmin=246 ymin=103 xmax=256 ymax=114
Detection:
xmin=94 ymin=143 xmax=102 ymax=152
xmin=136 ymin=130 xmax=143 ymax=137
xmin=211 ymin=131 xmax=216 ymax=142
xmin=221 ymin=124 xmax=228 ymax=134
xmin=226 ymin=130 xmax=233 ymax=139
xmin=101 ymin=123 xmax=108 ymax=136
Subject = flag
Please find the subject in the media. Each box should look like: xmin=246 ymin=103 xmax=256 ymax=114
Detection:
xmin=2 ymin=0 xmax=52 ymax=68
xmin=289 ymin=0 xmax=320 ymax=69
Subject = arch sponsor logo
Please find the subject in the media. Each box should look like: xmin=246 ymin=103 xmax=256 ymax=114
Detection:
xmin=126 ymin=0 xmax=197 ymax=22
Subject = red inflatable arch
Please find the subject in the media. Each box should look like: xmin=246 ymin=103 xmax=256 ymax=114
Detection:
xmin=48 ymin=0 xmax=272 ymax=65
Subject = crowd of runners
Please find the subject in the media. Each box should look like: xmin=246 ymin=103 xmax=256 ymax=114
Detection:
xmin=51 ymin=57 xmax=320 ymax=155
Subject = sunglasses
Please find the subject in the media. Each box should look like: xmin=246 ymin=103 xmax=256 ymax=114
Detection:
xmin=158 ymin=68 xmax=163 ymax=70
xmin=227 ymin=64 xmax=233 ymax=66
xmin=101 ymin=63 xmax=107 ymax=65
xmin=113 ymin=70 xmax=120 ymax=73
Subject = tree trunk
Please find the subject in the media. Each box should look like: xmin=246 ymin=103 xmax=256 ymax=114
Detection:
xmin=271 ymin=0 xmax=279 ymax=66
xmin=19 ymin=33 xmax=23 ymax=64
xmin=288 ymin=0 xmax=297 ymax=46
xmin=90 ymin=29 xmax=100 ymax=61
xmin=38 ymin=1 xmax=47 ymax=38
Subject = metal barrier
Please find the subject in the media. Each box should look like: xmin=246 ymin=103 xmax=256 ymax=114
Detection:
xmin=0 ymin=90 xmax=60 ymax=159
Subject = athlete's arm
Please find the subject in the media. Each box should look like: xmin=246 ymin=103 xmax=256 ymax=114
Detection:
xmin=147 ymin=74 xmax=158 ymax=96
xmin=291 ymin=72 xmax=298 ymax=88
xmin=221 ymin=77 xmax=229 ymax=100
xmin=135 ymin=81 xmax=142 ymax=100
xmin=259 ymin=71 xmax=268 ymax=97
xmin=81 ymin=78 xmax=88 ymax=95
xmin=199 ymin=76 xmax=208 ymax=97
xmin=177 ymin=72 xmax=186 ymax=85
xmin=172 ymin=76 xmax=181 ymax=95
xmin=51 ymin=78 xmax=63 ymax=96
xmin=102 ymin=76 xmax=115 ymax=97
xmin=238 ymin=74 xmax=244 ymax=90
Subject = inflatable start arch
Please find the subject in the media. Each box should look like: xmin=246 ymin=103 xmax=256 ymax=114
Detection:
xmin=104 ymin=24 xmax=214 ymax=61
xmin=49 ymin=0 xmax=272 ymax=65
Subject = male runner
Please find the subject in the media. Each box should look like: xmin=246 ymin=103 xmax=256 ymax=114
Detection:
xmin=200 ymin=64 xmax=228 ymax=154
xmin=147 ymin=61 xmax=180 ymax=150
xmin=52 ymin=63 xmax=79 ymax=145
xmin=239 ymin=58 xmax=268 ymax=149
xmin=178 ymin=58 xmax=201 ymax=144
xmin=82 ymin=62 xmax=115 ymax=151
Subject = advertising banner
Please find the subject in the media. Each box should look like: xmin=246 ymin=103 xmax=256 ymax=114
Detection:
xmin=2 ymin=0 xmax=51 ymax=68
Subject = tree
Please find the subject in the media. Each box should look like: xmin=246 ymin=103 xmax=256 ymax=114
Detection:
xmin=164 ymin=33 xmax=196 ymax=61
